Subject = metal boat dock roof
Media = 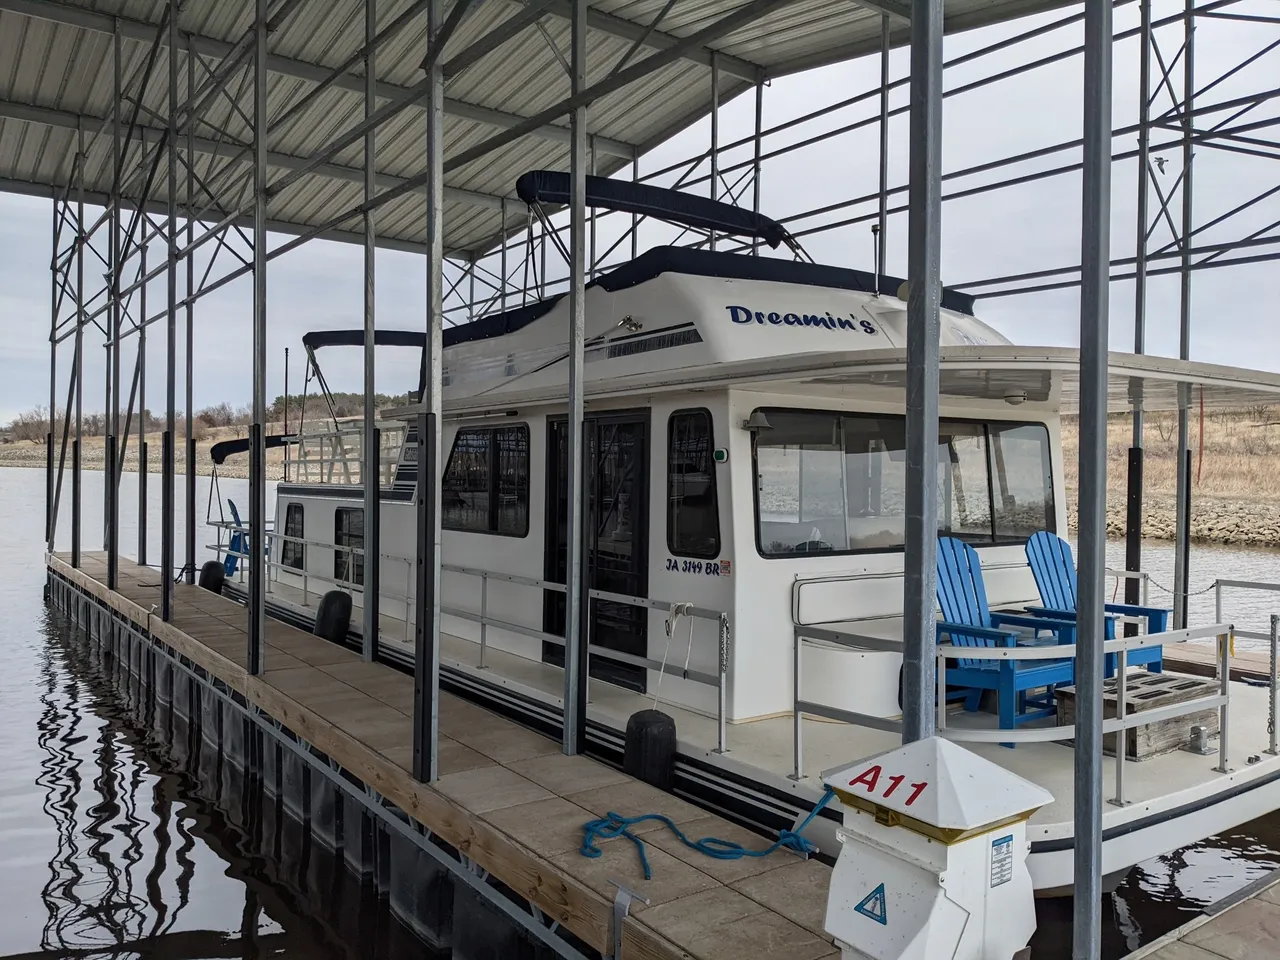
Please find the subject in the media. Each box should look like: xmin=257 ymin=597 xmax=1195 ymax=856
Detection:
xmin=2 ymin=0 xmax=1074 ymax=257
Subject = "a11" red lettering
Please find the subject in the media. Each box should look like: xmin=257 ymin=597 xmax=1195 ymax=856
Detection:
xmin=848 ymin=764 xmax=928 ymax=806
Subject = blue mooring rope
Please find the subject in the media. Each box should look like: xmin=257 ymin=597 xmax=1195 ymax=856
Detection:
xmin=580 ymin=787 xmax=835 ymax=880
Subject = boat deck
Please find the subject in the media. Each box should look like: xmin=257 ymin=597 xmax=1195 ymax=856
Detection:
xmin=1126 ymin=869 xmax=1280 ymax=959
xmin=49 ymin=552 xmax=838 ymax=960
xmin=235 ymin=575 xmax=1280 ymax=889
xmin=255 ymin=575 xmax=1280 ymax=837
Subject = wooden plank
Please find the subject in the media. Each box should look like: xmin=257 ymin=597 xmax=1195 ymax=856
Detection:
xmin=45 ymin=555 xmax=835 ymax=959
xmin=1163 ymin=644 xmax=1272 ymax=683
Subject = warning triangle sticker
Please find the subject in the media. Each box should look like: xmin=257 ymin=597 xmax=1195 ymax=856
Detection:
xmin=854 ymin=882 xmax=887 ymax=925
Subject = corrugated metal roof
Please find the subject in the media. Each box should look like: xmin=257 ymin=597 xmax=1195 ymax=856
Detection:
xmin=0 ymin=0 xmax=1071 ymax=257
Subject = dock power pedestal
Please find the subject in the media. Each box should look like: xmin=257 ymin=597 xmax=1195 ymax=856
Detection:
xmin=821 ymin=737 xmax=1053 ymax=960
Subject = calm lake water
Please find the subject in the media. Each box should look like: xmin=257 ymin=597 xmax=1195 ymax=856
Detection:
xmin=3 ymin=463 xmax=1279 ymax=958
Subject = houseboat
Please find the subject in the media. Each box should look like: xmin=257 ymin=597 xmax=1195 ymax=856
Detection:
xmin=209 ymin=173 xmax=1280 ymax=896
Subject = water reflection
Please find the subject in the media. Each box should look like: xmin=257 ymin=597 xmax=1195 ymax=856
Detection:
xmin=16 ymin=609 xmax=319 ymax=958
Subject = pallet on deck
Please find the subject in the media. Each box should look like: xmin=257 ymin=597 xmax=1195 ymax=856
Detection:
xmin=47 ymin=552 xmax=837 ymax=960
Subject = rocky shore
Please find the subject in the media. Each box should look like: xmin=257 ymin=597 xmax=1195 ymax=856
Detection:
xmin=1065 ymin=494 xmax=1280 ymax=549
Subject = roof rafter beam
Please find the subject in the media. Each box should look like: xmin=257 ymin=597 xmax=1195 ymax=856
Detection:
xmin=0 ymin=0 xmax=637 ymax=158
xmin=0 ymin=98 xmax=506 ymax=211
xmin=447 ymin=0 xmax=793 ymax=173
xmin=443 ymin=0 xmax=559 ymax=78
xmin=1 ymin=173 xmax=475 ymax=262
xmin=530 ymin=0 xmax=761 ymax=82
xmin=846 ymin=0 xmax=911 ymax=23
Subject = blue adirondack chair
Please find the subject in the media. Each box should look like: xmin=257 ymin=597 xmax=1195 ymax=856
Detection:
xmin=936 ymin=537 xmax=1078 ymax=734
xmin=224 ymin=500 xmax=246 ymax=576
xmin=1024 ymin=532 xmax=1166 ymax=676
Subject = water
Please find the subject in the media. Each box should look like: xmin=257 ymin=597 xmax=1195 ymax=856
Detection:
xmin=0 ymin=466 xmax=436 ymax=958
xmin=4 ymin=463 xmax=1280 ymax=958
xmin=1103 ymin=538 xmax=1280 ymax=651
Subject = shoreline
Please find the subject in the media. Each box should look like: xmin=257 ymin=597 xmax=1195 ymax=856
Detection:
xmin=5 ymin=455 xmax=1276 ymax=550
xmin=0 ymin=444 xmax=284 ymax=481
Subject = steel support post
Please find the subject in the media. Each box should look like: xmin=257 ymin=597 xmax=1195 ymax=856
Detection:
xmin=1126 ymin=0 xmax=1152 ymax=619
xmin=185 ymin=37 xmax=197 ymax=585
xmin=162 ymin=0 xmax=179 ymax=620
xmin=248 ymin=0 xmax=269 ymax=673
xmin=710 ymin=53 xmax=719 ymax=252
xmin=362 ymin=0 xmax=381 ymax=663
xmin=751 ymin=75 xmax=762 ymax=256
xmin=562 ymin=0 xmax=589 ymax=757
xmin=900 ymin=0 xmax=944 ymax=745
xmin=877 ymin=13 xmax=890 ymax=281
xmin=107 ymin=22 xmax=122 ymax=588
xmin=1172 ymin=0 xmax=1196 ymax=630
xmin=413 ymin=0 xmax=445 ymax=784
xmin=1073 ymin=0 xmax=1114 ymax=954
xmin=72 ymin=123 xmax=84 ymax=568
xmin=590 ymin=136 xmax=597 ymax=275
xmin=138 ymin=245 xmax=148 ymax=566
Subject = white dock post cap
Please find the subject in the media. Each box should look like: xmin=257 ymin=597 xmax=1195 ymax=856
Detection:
xmin=822 ymin=737 xmax=1054 ymax=841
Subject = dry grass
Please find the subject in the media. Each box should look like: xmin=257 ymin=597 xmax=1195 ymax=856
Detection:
xmin=0 ymin=423 xmax=291 ymax=480
xmin=1060 ymin=406 xmax=1280 ymax=504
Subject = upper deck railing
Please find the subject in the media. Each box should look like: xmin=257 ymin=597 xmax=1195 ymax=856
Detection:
xmin=289 ymin=419 xmax=407 ymax=487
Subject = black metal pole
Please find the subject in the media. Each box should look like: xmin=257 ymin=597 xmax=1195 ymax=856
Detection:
xmin=139 ymin=440 xmax=148 ymax=566
xmin=106 ymin=438 xmax=118 ymax=586
xmin=71 ymin=438 xmax=81 ymax=567
xmin=283 ymin=346 xmax=290 ymax=481
xmin=1123 ymin=447 xmax=1143 ymax=630
xmin=248 ymin=422 xmax=264 ymax=674
xmin=138 ymin=244 xmax=148 ymax=567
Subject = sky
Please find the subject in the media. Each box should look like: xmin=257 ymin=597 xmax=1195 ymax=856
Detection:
xmin=2 ymin=0 xmax=1276 ymax=425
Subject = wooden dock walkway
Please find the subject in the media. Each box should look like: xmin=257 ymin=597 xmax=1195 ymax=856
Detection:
xmin=1125 ymin=869 xmax=1280 ymax=959
xmin=1162 ymin=643 xmax=1274 ymax=684
xmin=47 ymin=552 xmax=837 ymax=960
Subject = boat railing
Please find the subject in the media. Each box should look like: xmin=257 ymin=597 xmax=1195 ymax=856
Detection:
xmin=1214 ymin=578 xmax=1280 ymax=643
xmin=791 ymin=620 xmax=1262 ymax=807
xmin=289 ymin=420 xmax=406 ymax=487
xmin=207 ymin=527 xmax=732 ymax=752
xmin=1106 ymin=567 xmax=1152 ymax=606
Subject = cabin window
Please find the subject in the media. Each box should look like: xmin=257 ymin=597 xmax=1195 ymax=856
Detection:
xmin=334 ymin=507 xmax=364 ymax=586
xmin=442 ymin=424 xmax=530 ymax=536
xmin=667 ymin=410 xmax=720 ymax=559
xmin=752 ymin=409 xmax=1054 ymax=557
xmin=989 ymin=423 xmax=1056 ymax=538
xmin=281 ymin=503 xmax=305 ymax=570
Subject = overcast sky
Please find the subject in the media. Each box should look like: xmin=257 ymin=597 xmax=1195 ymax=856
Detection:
xmin=2 ymin=0 xmax=1276 ymax=425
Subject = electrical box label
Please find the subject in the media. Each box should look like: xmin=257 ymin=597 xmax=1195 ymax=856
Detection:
xmin=854 ymin=883 xmax=887 ymax=925
xmin=990 ymin=834 xmax=1014 ymax=888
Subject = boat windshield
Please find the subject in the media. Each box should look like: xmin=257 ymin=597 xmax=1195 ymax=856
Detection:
xmin=752 ymin=409 xmax=1055 ymax=557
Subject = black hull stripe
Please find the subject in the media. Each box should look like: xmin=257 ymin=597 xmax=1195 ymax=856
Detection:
xmin=1029 ymin=768 xmax=1280 ymax=853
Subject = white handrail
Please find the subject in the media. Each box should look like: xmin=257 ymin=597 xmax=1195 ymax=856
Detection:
xmin=208 ymin=525 xmax=732 ymax=752
xmin=790 ymin=618 xmax=1245 ymax=795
